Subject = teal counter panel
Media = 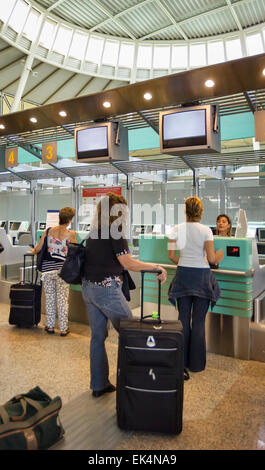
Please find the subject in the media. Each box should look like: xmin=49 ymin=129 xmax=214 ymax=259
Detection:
xmin=213 ymin=237 xmax=252 ymax=271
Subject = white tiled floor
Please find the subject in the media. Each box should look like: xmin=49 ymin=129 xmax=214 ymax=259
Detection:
xmin=1 ymin=302 xmax=265 ymax=450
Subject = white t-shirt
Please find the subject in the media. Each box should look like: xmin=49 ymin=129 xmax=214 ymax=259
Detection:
xmin=169 ymin=222 xmax=214 ymax=268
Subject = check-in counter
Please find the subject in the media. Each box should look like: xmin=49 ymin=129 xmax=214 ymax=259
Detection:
xmin=139 ymin=235 xmax=265 ymax=361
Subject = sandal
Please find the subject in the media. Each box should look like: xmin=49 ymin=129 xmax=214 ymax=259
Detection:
xmin=45 ymin=327 xmax=55 ymax=334
xmin=60 ymin=329 xmax=70 ymax=337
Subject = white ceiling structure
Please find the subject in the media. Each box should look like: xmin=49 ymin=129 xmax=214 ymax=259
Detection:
xmin=0 ymin=0 xmax=265 ymax=109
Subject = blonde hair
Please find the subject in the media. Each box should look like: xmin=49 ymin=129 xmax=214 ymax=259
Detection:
xmin=59 ymin=207 xmax=76 ymax=225
xmin=185 ymin=196 xmax=204 ymax=222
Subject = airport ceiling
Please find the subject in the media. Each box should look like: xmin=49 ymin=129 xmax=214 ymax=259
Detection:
xmin=0 ymin=0 xmax=265 ymax=106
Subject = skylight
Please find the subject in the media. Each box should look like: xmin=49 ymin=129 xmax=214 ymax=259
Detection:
xmin=102 ymin=40 xmax=119 ymax=66
xmin=225 ymin=37 xmax=243 ymax=60
xmin=23 ymin=8 xmax=41 ymax=41
xmin=190 ymin=43 xmax=206 ymax=67
xmin=85 ymin=37 xmax=104 ymax=64
xmin=53 ymin=26 xmax=72 ymax=55
xmin=246 ymin=33 xmax=263 ymax=56
xmin=39 ymin=19 xmax=57 ymax=49
xmin=153 ymin=46 xmax=170 ymax=69
xmin=69 ymin=32 xmax=87 ymax=60
xmin=0 ymin=0 xmax=16 ymax=23
xmin=137 ymin=45 xmax=152 ymax=69
xmin=207 ymin=41 xmax=225 ymax=65
xmin=171 ymin=45 xmax=188 ymax=68
xmin=8 ymin=0 xmax=29 ymax=34
xmin=118 ymin=43 xmax=134 ymax=68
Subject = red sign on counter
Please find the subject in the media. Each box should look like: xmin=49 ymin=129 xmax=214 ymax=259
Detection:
xmin=82 ymin=187 xmax=122 ymax=198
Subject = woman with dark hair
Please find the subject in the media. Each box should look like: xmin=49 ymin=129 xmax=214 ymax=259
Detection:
xmin=216 ymin=214 xmax=232 ymax=237
xmin=168 ymin=196 xmax=223 ymax=373
xmin=31 ymin=207 xmax=77 ymax=336
xmin=82 ymin=192 xmax=167 ymax=398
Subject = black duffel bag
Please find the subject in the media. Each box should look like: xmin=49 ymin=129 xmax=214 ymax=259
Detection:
xmin=0 ymin=386 xmax=64 ymax=450
xmin=59 ymin=239 xmax=86 ymax=285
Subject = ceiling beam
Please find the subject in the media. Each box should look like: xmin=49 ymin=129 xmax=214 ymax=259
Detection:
xmin=47 ymin=0 xmax=68 ymax=12
xmin=225 ymin=0 xmax=243 ymax=31
xmin=89 ymin=0 xmax=137 ymax=40
xmin=88 ymin=0 xmax=153 ymax=37
xmin=139 ymin=0 xmax=251 ymax=40
xmin=154 ymin=0 xmax=189 ymax=41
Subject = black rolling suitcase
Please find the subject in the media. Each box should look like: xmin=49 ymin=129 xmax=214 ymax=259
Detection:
xmin=9 ymin=254 xmax=42 ymax=328
xmin=117 ymin=270 xmax=185 ymax=434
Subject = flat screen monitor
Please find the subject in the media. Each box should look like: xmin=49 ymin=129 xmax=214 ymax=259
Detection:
xmin=163 ymin=109 xmax=206 ymax=149
xmin=1 ymin=222 xmax=5 ymax=227
xmin=11 ymin=222 xmax=20 ymax=230
xmin=39 ymin=223 xmax=46 ymax=230
xmin=159 ymin=104 xmax=221 ymax=155
xmin=76 ymin=125 xmax=108 ymax=160
xmin=257 ymin=228 xmax=265 ymax=242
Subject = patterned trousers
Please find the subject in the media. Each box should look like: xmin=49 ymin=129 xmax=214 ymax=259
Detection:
xmin=42 ymin=271 xmax=69 ymax=332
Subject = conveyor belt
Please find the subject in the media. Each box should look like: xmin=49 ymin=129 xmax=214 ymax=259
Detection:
xmin=50 ymin=391 xmax=131 ymax=450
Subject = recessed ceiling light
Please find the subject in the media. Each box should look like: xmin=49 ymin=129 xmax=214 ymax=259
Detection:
xmin=59 ymin=110 xmax=67 ymax=117
xmin=0 ymin=124 xmax=5 ymax=130
xmin=262 ymin=68 xmax=265 ymax=76
xmin=205 ymin=79 xmax=215 ymax=88
xmin=30 ymin=117 xmax=37 ymax=123
xmin=144 ymin=92 xmax=152 ymax=100
xmin=103 ymin=101 xmax=111 ymax=108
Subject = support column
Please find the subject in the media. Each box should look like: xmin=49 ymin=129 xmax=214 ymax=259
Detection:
xmin=73 ymin=178 xmax=81 ymax=231
xmin=192 ymin=169 xmax=200 ymax=197
xmin=127 ymin=177 xmax=134 ymax=245
xmin=30 ymin=181 xmax=37 ymax=246
xmin=11 ymin=14 xmax=46 ymax=113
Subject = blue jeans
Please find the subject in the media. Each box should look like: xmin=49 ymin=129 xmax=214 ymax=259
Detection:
xmin=177 ymin=296 xmax=210 ymax=372
xmin=82 ymin=280 xmax=132 ymax=391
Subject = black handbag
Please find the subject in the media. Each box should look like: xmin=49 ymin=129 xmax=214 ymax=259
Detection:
xmin=0 ymin=243 xmax=4 ymax=253
xmin=36 ymin=228 xmax=50 ymax=272
xmin=59 ymin=239 xmax=86 ymax=285
xmin=122 ymin=270 xmax=136 ymax=301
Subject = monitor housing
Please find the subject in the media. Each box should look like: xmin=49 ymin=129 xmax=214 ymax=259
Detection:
xmin=75 ymin=121 xmax=129 ymax=163
xmin=159 ymin=104 xmax=221 ymax=155
xmin=257 ymin=228 xmax=265 ymax=242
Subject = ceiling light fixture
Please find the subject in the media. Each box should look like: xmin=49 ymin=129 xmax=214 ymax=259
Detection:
xmin=262 ymin=68 xmax=265 ymax=76
xmin=0 ymin=124 xmax=5 ymax=130
xmin=59 ymin=111 xmax=67 ymax=117
xmin=30 ymin=117 xmax=37 ymax=123
xmin=144 ymin=92 xmax=152 ymax=100
xmin=103 ymin=101 xmax=111 ymax=108
xmin=205 ymin=79 xmax=215 ymax=88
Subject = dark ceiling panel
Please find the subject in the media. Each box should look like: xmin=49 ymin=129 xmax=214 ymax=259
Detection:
xmin=0 ymin=53 xmax=265 ymax=137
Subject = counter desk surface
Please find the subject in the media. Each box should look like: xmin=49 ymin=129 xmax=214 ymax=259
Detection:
xmin=138 ymin=235 xmax=265 ymax=319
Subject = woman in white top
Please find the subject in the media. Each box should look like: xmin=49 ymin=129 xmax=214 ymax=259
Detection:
xmin=168 ymin=196 xmax=224 ymax=373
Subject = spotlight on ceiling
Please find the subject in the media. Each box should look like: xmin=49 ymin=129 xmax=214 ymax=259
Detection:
xmin=59 ymin=111 xmax=67 ymax=117
xmin=262 ymin=68 xmax=265 ymax=76
xmin=205 ymin=79 xmax=215 ymax=88
xmin=103 ymin=101 xmax=111 ymax=108
xmin=144 ymin=92 xmax=152 ymax=100
xmin=0 ymin=124 xmax=5 ymax=130
xmin=30 ymin=117 xmax=37 ymax=123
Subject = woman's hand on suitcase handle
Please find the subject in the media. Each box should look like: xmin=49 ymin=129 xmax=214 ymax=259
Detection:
xmin=154 ymin=265 xmax=167 ymax=284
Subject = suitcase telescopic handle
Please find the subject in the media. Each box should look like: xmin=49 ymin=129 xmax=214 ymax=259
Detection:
xmin=140 ymin=270 xmax=162 ymax=323
xmin=23 ymin=253 xmax=38 ymax=284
